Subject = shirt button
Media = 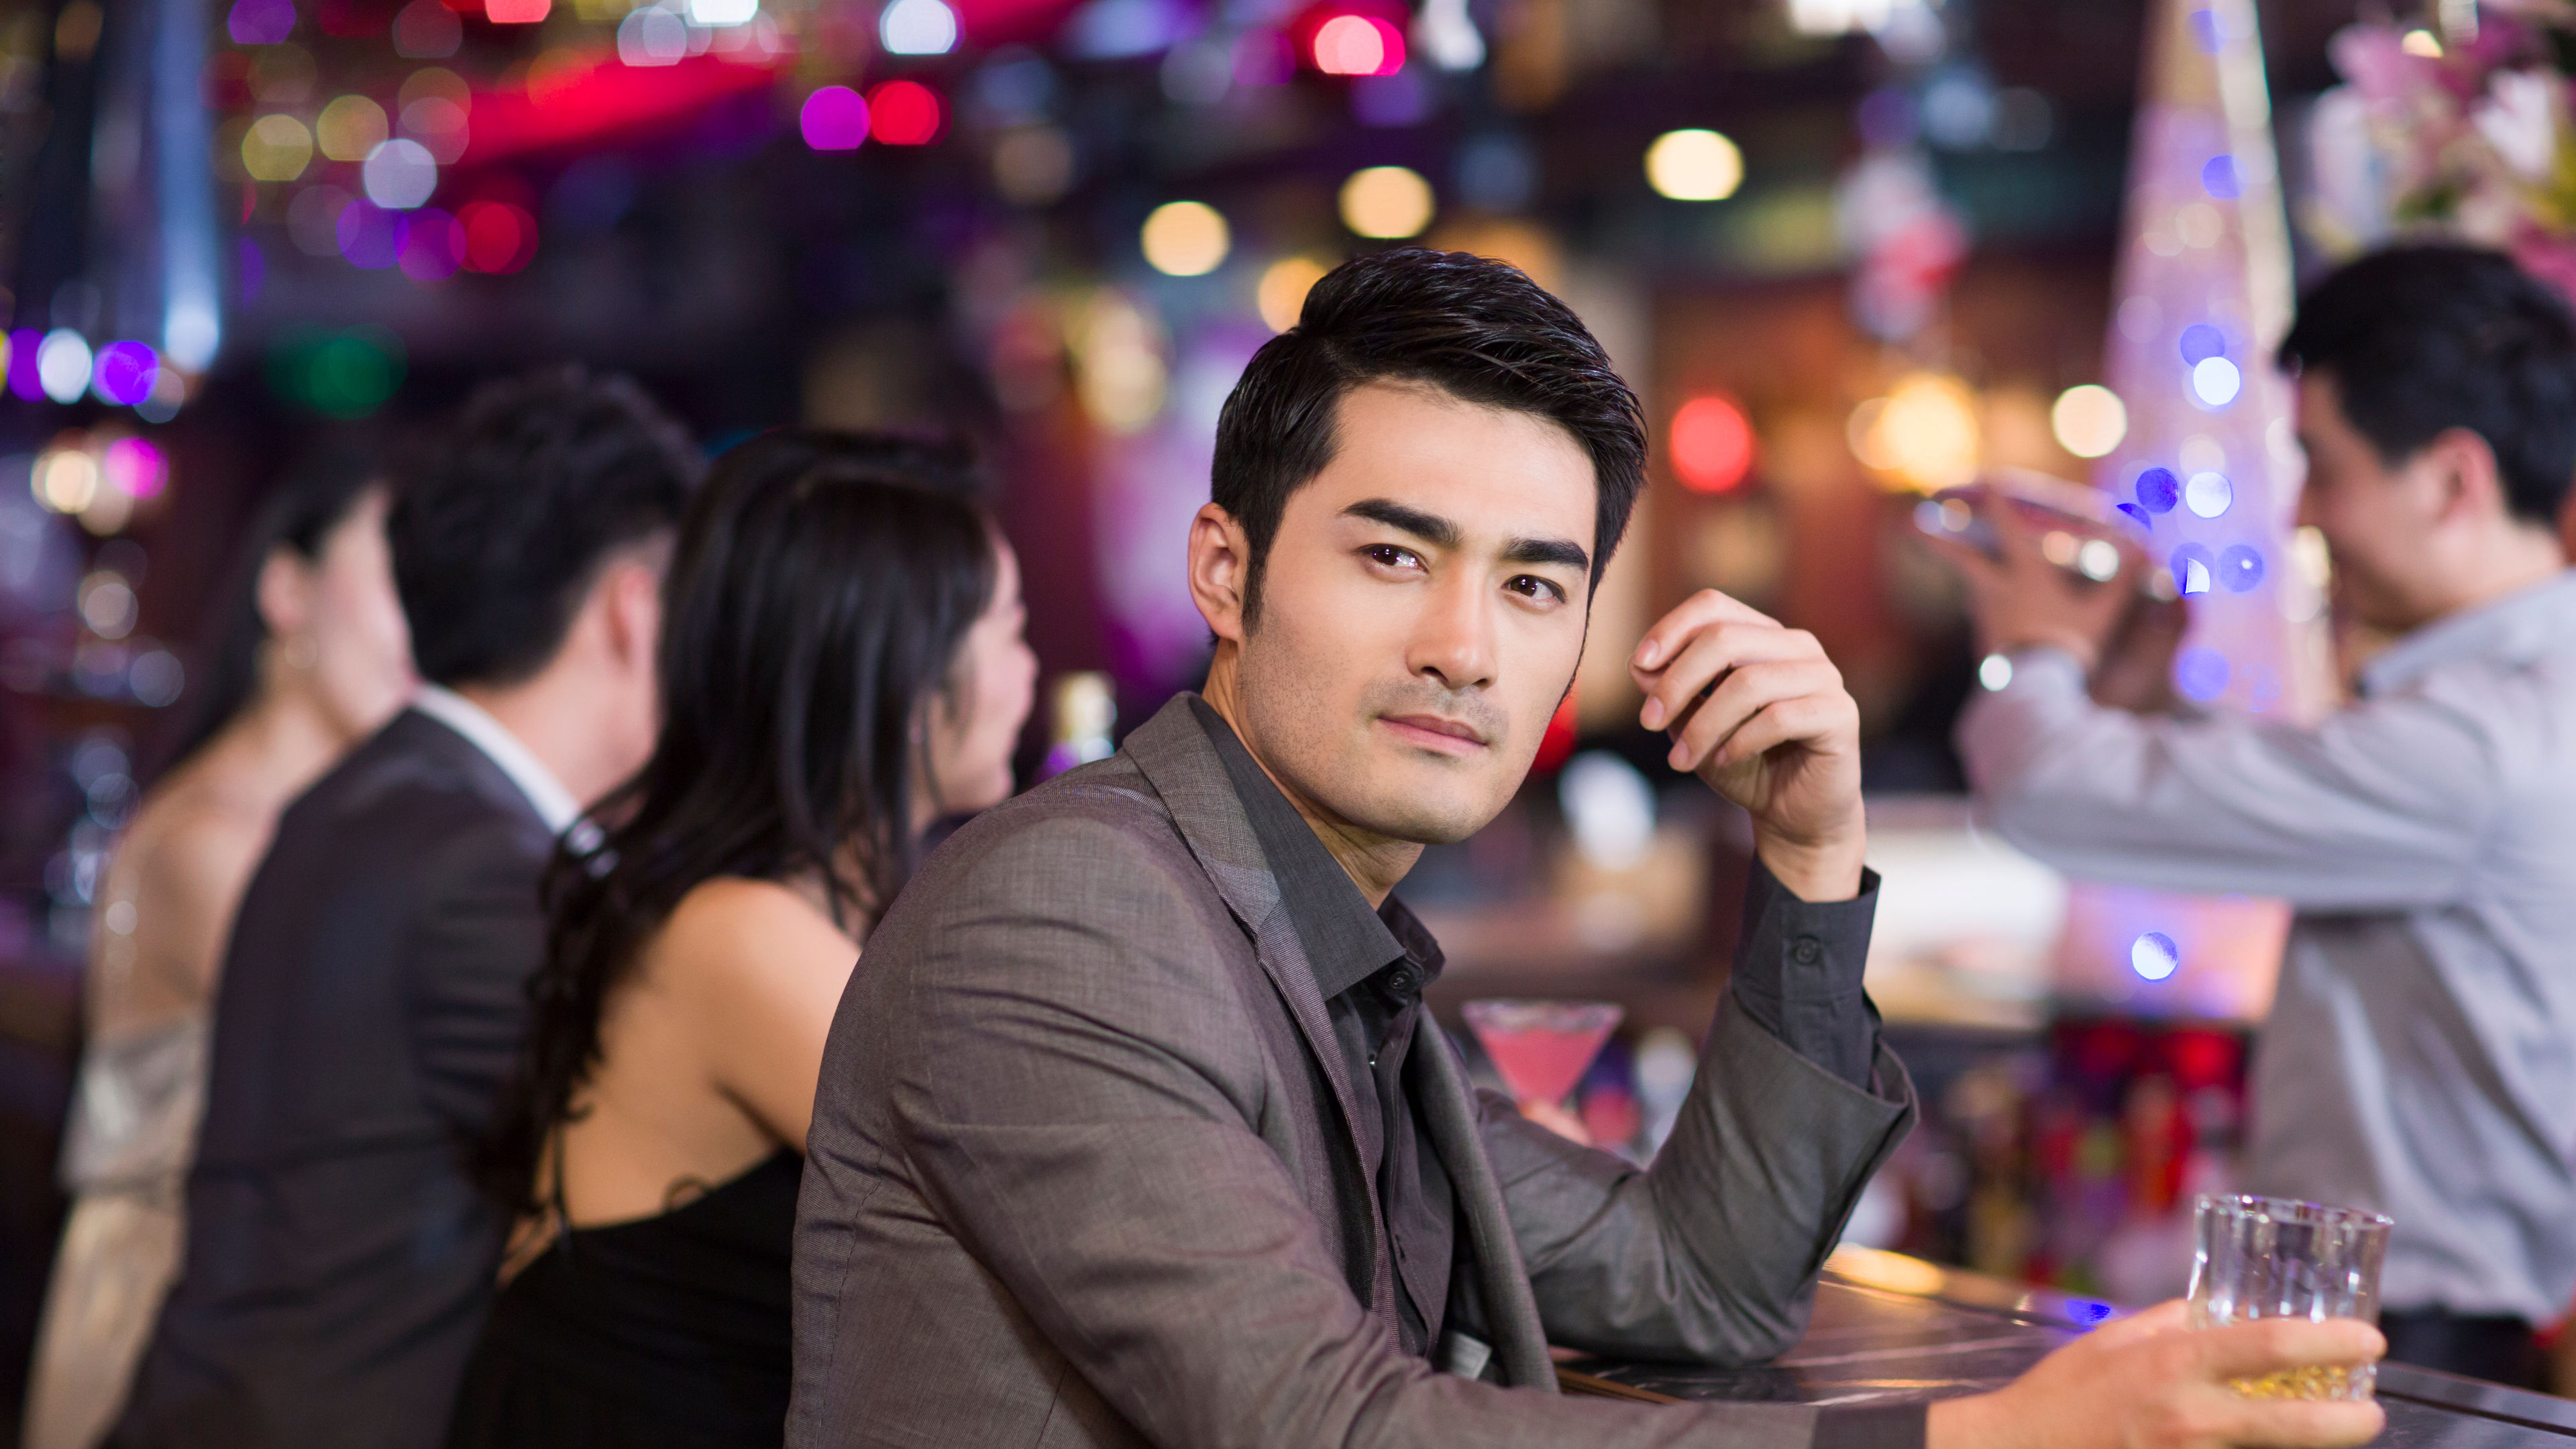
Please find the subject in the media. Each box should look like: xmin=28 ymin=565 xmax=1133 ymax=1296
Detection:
xmin=1385 ymin=968 xmax=1417 ymax=996
xmin=1790 ymin=936 xmax=1823 ymax=966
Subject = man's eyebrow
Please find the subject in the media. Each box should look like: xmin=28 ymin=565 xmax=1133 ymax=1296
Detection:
xmin=1504 ymin=536 xmax=1590 ymax=574
xmin=1342 ymin=498 xmax=1461 ymax=549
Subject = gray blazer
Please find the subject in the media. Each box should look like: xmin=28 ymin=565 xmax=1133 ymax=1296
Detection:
xmin=791 ymin=696 xmax=1916 ymax=1447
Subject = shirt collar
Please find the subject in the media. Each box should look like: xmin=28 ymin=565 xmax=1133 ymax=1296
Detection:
xmin=1188 ymin=696 xmax=1436 ymax=1001
xmin=2357 ymin=568 xmax=2576 ymax=697
xmin=410 ymin=683 xmax=586 ymax=837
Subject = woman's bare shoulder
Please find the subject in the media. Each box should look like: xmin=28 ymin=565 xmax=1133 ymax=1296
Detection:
xmin=647 ymin=877 xmax=863 ymax=996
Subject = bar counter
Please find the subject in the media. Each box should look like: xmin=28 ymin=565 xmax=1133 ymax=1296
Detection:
xmin=1558 ymin=1247 xmax=2576 ymax=1446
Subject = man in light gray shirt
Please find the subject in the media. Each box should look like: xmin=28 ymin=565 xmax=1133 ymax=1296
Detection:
xmin=1949 ymin=244 xmax=2576 ymax=1389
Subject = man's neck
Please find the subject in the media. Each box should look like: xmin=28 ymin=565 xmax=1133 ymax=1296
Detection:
xmin=2392 ymin=528 xmax=2566 ymax=635
xmin=452 ymin=669 xmax=627 ymax=810
xmin=1200 ymin=658 xmax=1421 ymax=910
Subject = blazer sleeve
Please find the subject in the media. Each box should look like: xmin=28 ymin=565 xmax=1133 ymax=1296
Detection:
xmin=401 ymin=810 xmax=549 ymax=1136
xmin=1474 ymin=881 xmax=1917 ymax=1364
xmin=878 ymin=813 xmax=1833 ymax=1449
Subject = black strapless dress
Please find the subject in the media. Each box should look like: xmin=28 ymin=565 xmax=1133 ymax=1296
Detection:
xmin=446 ymin=1150 xmax=802 ymax=1448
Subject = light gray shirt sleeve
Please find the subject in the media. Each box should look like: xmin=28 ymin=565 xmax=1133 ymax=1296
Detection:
xmin=1953 ymin=647 xmax=2502 ymax=910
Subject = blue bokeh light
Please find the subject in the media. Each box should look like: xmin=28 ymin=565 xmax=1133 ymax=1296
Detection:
xmin=2135 ymin=466 xmax=2180 ymax=513
xmin=2130 ymin=932 xmax=2181 ymax=981
xmin=2065 ymin=1298 xmax=2118 ymax=1327
xmin=2175 ymin=645 xmax=2231 ymax=702
xmin=2201 ymin=155 xmax=2242 ymax=199
xmin=2171 ymin=543 xmax=2214 ymax=595
xmin=2178 ymin=323 xmax=2228 ymax=365
xmin=2218 ymin=543 xmax=2265 ymax=592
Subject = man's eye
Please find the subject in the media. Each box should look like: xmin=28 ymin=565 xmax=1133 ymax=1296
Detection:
xmin=1364 ymin=545 xmax=1423 ymax=570
xmin=1507 ymin=575 xmax=1566 ymax=603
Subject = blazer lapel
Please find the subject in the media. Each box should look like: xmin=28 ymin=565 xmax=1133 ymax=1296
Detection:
xmin=1411 ymin=1031 xmax=1559 ymax=1391
xmin=1119 ymin=696 xmax=1396 ymax=1319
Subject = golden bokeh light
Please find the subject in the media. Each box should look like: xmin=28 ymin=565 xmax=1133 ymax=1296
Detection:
xmin=316 ymin=95 xmax=388 ymax=162
xmin=1645 ymin=129 xmax=1743 ymax=201
xmin=1850 ymin=372 xmax=1981 ymax=492
xmin=2050 ymin=383 xmax=2129 ymax=458
xmin=1339 ymin=165 xmax=1434 ymax=239
xmin=241 ymin=113 xmax=315 ymax=182
xmin=1140 ymin=200 xmax=1230 ymax=277
xmin=1256 ymin=256 xmax=1330 ymax=333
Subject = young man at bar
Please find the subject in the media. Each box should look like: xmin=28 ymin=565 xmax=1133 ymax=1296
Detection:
xmin=1945 ymin=244 xmax=2576 ymax=1391
xmin=111 ymin=371 xmax=699 ymax=1449
xmin=792 ymin=249 xmax=2383 ymax=1448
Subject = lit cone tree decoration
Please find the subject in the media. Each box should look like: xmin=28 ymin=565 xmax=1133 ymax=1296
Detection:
xmin=2051 ymin=0 xmax=2330 ymax=1019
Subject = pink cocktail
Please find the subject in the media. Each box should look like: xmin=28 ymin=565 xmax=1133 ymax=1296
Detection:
xmin=1461 ymin=1000 xmax=1623 ymax=1109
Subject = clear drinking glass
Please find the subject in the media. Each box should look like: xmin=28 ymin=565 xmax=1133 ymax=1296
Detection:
xmin=1460 ymin=1000 xmax=1623 ymax=1110
xmin=2186 ymin=1194 xmax=2393 ymax=1402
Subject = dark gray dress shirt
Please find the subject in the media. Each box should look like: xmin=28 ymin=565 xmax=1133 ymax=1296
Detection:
xmin=1191 ymin=700 xmax=1894 ymax=1347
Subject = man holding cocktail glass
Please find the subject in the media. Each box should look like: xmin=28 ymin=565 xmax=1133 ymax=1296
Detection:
xmin=792 ymin=248 xmax=2386 ymax=1448
xmin=1947 ymin=243 xmax=2576 ymax=1392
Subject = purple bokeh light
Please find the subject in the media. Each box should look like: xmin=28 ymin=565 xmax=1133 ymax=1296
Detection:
xmin=800 ymin=87 xmax=869 ymax=152
xmin=92 ymin=341 xmax=160 ymax=407
xmin=228 ymin=0 xmax=296 ymax=45
xmin=337 ymin=201 xmax=403 ymax=269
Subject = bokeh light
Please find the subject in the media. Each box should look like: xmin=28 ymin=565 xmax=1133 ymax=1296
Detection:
xmin=32 ymin=445 xmax=98 ymax=514
xmin=241 ymin=114 xmax=314 ymax=181
xmin=2130 ymin=932 xmax=2180 ymax=981
xmin=1978 ymin=653 xmax=2014 ymax=691
xmin=458 ymin=200 xmax=538 ymax=273
xmin=2134 ymin=466 xmax=2179 ymax=513
xmin=484 ymin=0 xmax=549 ymax=23
xmin=2190 ymin=356 xmax=2241 ymax=407
xmin=879 ymin=0 xmax=957 ymax=55
xmin=1256 ymin=256 xmax=1328 ymax=332
xmin=1644 ymin=129 xmax=1743 ymax=201
xmin=2218 ymin=543 xmax=2265 ymax=592
xmin=400 ymin=92 xmax=470 ymax=163
xmin=2201 ymin=154 xmax=2241 ymax=199
xmin=2049 ymin=384 xmax=2127 ymax=458
xmin=2174 ymin=645 xmax=2231 ymax=702
xmin=37 ymin=331 xmax=93 ymax=404
xmin=992 ymin=126 xmax=1075 ymax=204
xmin=91 ymin=341 xmax=159 ymax=407
xmin=399 ymin=208 xmax=464 ymax=280
xmin=1311 ymin=14 xmax=1404 ymax=76
xmin=687 ymin=0 xmax=755 ymax=25
xmin=267 ymin=329 xmax=407 ymax=418
xmin=227 ymin=0 xmax=294 ymax=44
xmin=1140 ymin=201 xmax=1230 ymax=277
xmin=2076 ymin=539 xmax=2121 ymax=581
xmin=1338 ymin=164 xmax=1434 ymax=238
xmin=316 ymin=95 xmax=388 ymax=162
xmin=2184 ymin=469 xmax=2232 ymax=518
xmin=362 ymin=138 xmax=438 ymax=209
xmin=102 ymin=437 xmax=168 ymax=499
xmin=1849 ymin=372 xmax=1980 ymax=492
xmin=1670 ymin=394 xmax=1755 ymax=493
xmin=868 ymin=80 xmax=945 ymax=146
xmin=2177 ymin=323 xmax=2226 ymax=364
xmin=802 ymin=87 xmax=868 ymax=150
xmin=336 ymin=199 xmax=402 ymax=268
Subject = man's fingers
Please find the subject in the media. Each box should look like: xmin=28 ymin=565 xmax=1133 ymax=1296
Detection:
xmin=2194 ymin=1318 xmax=2385 ymax=1384
xmin=2200 ymin=1395 xmax=2387 ymax=1449
xmin=1697 ymin=695 xmax=1851 ymax=772
xmin=1665 ymin=662 xmax=1841 ymax=771
xmin=1631 ymin=589 xmax=1779 ymax=674
xmin=1636 ymin=625 xmax=1825 ymax=731
xmin=2086 ymin=1298 xmax=2187 ymax=1348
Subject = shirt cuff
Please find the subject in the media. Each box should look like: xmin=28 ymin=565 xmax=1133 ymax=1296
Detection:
xmin=1811 ymin=1402 xmax=1929 ymax=1449
xmin=1727 ymin=857 xmax=1882 ymax=1092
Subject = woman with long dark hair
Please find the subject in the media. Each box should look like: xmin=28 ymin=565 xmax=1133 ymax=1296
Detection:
xmin=24 ymin=445 xmax=414 ymax=1449
xmin=449 ymin=431 xmax=1035 ymax=1448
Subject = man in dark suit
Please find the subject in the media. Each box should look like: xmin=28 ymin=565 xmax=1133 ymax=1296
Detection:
xmin=112 ymin=370 xmax=699 ymax=1449
xmin=790 ymin=251 xmax=2386 ymax=1448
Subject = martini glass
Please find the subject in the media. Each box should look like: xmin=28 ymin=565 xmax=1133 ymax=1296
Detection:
xmin=1462 ymin=1000 xmax=1624 ymax=1114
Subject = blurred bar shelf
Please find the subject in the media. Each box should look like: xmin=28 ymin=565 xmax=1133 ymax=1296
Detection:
xmin=1559 ymin=1247 xmax=2576 ymax=1444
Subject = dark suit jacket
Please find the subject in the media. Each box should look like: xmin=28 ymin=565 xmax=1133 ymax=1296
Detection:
xmin=113 ymin=708 xmax=555 ymax=1449
xmin=790 ymin=695 xmax=1917 ymax=1448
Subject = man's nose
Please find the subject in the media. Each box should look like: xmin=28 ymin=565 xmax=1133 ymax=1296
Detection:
xmin=1408 ymin=573 xmax=1497 ymax=692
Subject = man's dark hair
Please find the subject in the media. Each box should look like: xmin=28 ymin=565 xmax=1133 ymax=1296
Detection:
xmin=1212 ymin=248 xmax=1647 ymax=625
xmin=2277 ymin=244 xmax=2576 ymax=526
xmin=389 ymin=367 xmax=702 ymax=687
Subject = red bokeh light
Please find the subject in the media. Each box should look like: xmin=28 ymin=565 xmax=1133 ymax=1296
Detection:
xmin=1311 ymin=13 xmax=1403 ymax=75
xmin=1532 ymin=695 xmax=1578 ymax=775
xmin=867 ymin=80 xmax=945 ymax=146
xmin=1670 ymin=394 xmax=1756 ymax=494
xmin=457 ymin=200 xmax=538 ymax=274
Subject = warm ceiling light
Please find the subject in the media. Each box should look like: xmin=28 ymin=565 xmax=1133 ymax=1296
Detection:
xmin=1140 ymin=201 xmax=1230 ymax=276
xmin=1339 ymin=165 xmax=1434 ymax=238
xmin=1645 ymin=129 xmax=1743 ymax=201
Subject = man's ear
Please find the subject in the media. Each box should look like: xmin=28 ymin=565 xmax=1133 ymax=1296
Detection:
xmin=601 ymin=556 xmax=663 ymax=672
xmin=254 ymin=547 xmax=311 ymax=640
xmin=1187 ymin=502 xmax=1252 ymax=645
xmin=2425 ymin=426 xmax=2508 ymax=527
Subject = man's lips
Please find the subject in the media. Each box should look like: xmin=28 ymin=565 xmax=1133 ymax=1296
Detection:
xmin=1378 ymin=713 xmax=1491 ymax=755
